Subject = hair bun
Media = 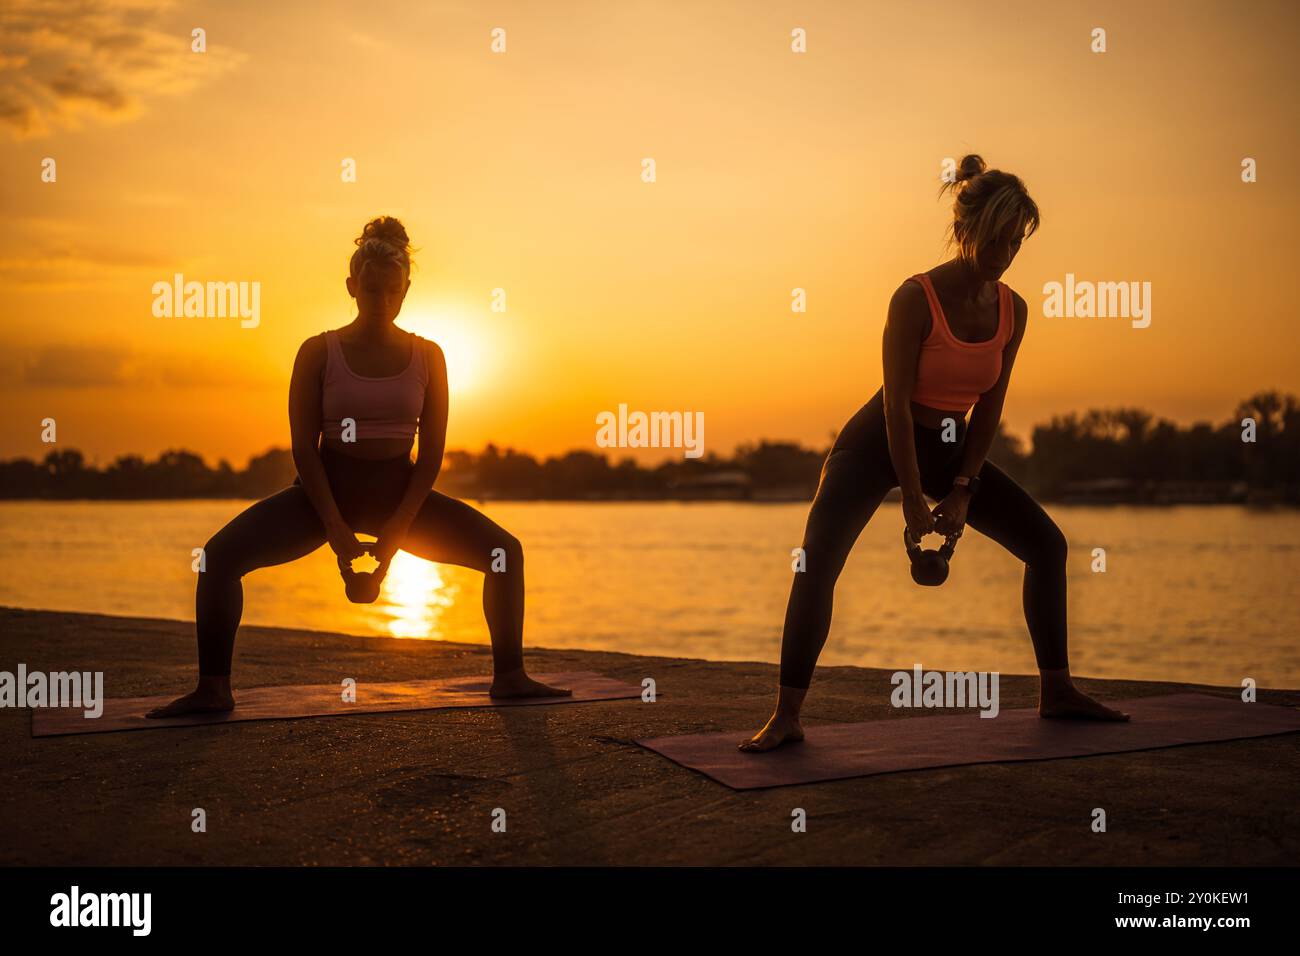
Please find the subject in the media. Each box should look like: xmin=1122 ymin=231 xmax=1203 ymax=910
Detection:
xmin=356 ymin=215 xmax=410 ymax=250
xmin=349 ymin=215 xmax=415 ymax=277
xmin=955 ymin=154 xmax=986 ymax=184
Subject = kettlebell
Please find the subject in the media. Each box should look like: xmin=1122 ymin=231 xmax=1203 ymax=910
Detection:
xmin=339 ymin=542 xmax=386 ymax=604
xmin=903 ymin=526 xmax=962 ymax=587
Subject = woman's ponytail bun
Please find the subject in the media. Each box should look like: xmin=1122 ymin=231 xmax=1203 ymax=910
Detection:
xmin=349 ymin=215 xmax=414 ymax=277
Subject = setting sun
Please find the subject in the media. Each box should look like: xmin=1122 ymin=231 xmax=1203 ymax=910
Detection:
xmin=399 ymin=307 xmax=489 ymax=395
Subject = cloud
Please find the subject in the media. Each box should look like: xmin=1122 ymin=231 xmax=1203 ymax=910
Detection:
xmin=0 ymin=0 xmax=245 ymax=139
xmin=18 ymin=343 xmax=279 ymax=390
xmin=0 ymin=247 xmax=168 ymax=290
xmin=23 ymin=345 xmax=133 ymax=387
xmin=0 ymin=214 xmax=179 ymax=288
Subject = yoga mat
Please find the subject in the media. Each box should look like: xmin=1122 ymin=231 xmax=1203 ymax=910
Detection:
xmin=31 ymin=671 xmax=642 ymax=737
xmin=637 ymin=693 xmax=1300 ymax=790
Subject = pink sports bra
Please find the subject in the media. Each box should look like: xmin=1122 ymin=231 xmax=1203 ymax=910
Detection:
xmin=320 ymin=329 xmax=428 ymax=441
xmin=908 ymin=274 xmax=1013 ymax=414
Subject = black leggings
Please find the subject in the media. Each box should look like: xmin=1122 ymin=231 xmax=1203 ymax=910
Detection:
xmin=779 ymin=387 xmax=1069 ymax=689
xmin=196 ymin=446 xmax=524 ymax=677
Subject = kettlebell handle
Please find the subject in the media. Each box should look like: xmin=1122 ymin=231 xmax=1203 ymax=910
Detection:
xmin=903 ymin=525 xmax=963 ymax=587
xmin=903 ymin=526 xmax=963 ymax=550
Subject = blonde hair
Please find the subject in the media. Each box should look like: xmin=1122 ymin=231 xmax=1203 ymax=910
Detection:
xmin=349 ymin=215 xmax=414 ymax=278
xmin=940 ymin=155 xmax=1040 ymax=265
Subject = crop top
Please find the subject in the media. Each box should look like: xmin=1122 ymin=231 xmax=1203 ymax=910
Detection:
xmin=320 ymin=329 xmax=428 ymax=440
xmin=908 ymin=273 xmax=1013 ymax=413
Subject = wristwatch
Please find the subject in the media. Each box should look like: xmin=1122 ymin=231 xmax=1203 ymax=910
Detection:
xmin=953 ymin=475 xmax=981 ymax=496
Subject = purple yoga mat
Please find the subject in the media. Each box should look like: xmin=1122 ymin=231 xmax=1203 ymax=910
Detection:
xmin=31 ymin=671 xmax=641 ymax=737
xmin=637 ymin=693 xmax=1300 ymax=790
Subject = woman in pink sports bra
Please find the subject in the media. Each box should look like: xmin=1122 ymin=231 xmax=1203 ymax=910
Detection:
xmin=741 ymin=155 xmax=1129 ymax=752
xmin=148 ymin=216 xmax=570 ymax=718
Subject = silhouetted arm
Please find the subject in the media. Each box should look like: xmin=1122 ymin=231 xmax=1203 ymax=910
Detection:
xmin=882 ymin=282 xmax=931 ymax=514
xmin=288 ymin=336 xmax=359 ymax=560
xmin=375 ymin=340 xmax=448 ymax=563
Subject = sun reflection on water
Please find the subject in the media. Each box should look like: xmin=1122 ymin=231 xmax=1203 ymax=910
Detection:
xmin=377 ymin=551 xmax=458 ymax=639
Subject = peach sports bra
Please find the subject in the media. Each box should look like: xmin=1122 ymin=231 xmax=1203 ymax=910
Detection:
xmin=908 ymin=273 xmax=1013 ymax=414
xmin=320 ymin=329 xmax=428 ymax=441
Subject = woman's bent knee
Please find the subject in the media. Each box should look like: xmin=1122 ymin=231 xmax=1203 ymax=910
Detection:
xmin=200 ymin=533 xmax=248 ymax=579
xmin=489 ymin=534 xmax=523 ymax=573
xmin=1033 ymin=523 xmax=1068 ymax=567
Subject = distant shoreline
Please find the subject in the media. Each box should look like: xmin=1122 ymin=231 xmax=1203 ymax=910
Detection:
xmin=7 ymin=387 xmax=1299 ymax=507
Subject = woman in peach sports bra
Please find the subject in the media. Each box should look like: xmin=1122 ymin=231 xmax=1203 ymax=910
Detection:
xmin=741 ymin=155 xmax=1129 ymax=752
xmin=148 ymin=217 xmax=569 ymax=718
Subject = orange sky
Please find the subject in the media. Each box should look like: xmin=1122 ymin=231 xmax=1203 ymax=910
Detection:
xmin=3 ymin=0 xmax=1298 ymax=467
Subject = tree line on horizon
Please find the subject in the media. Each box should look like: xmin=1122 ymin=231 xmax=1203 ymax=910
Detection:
xmin=1 ymin=391 xmax=1296 ymax=504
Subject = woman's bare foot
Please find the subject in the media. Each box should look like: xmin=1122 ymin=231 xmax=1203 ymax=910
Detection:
xmin=489 ymin=669 xmax=572 ymax=699
xmin=1039 ymin=684 xmax=1130 ymax=721
xmin=145 ymin=686 xmax=235 ymax=718
xmin=739 ymin=712 xmax=805 ymax=752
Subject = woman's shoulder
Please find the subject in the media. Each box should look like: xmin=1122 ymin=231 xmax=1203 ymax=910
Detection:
xmin=892 ymin=274 xmax=930 ymax=302
xmin=404 ymin=331 xmax=445 ymax=372
xmin=997 ymin=284 xmax=1029 ymax=345
xmin=887 ymin=276 xmax=933 ymax=330
xmin=290 ymin=332 xmax=331 ymax=378
xmin=406 ymin=329 xmax=444 ymax=353
xmin=297 ymin=331 xmax=332 ymax=355
xmin=1000 ymin=284 xmax=1029 ymax=319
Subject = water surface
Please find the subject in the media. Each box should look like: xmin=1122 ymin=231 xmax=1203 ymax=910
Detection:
xmin=1 ymin=501 xmax=1295 ymax=687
